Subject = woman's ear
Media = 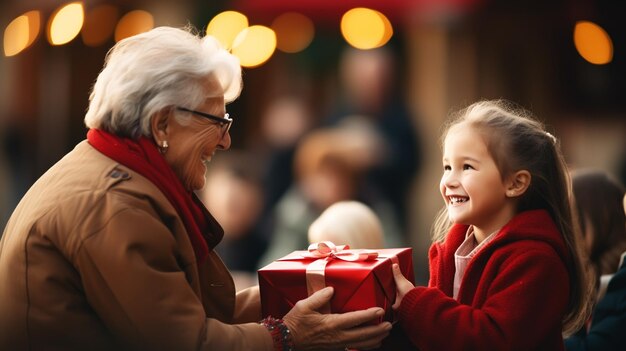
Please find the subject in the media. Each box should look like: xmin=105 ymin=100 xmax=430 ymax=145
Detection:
xmin=150 ymin=108 xmax=171 ymax=144
xmin=506 ymin=170 xmax=531 ymax=198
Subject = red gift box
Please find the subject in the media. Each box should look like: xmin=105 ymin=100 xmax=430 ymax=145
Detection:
xmin=258 ymin=243 xmax=414 ymax=323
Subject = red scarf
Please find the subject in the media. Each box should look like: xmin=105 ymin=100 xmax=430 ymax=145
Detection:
xmin=87 ymin=129 xmax=223 ymax=264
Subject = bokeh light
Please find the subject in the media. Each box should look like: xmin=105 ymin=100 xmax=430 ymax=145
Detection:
xmin=47 ymin=2 xmax=85 ymax=46
xmin=114 ymin=10 xmax=154 ymax=42
xmin=4 ymin=11 xmax=40 ymax=57
xmin=231 ymin=25 xmax=276 ymax=68
xmin=271 ymin=12 xmax=315 ymax=53
xmin=341 ymin=8 xmax=393 ymax=50
xmin=206 ymin=11 xmax=249 ymax=50
xmin=377 ymin=10 xmax=393 ymax=48
xmin=574 ymin=21 xmax=613 ymax=65
xmin=82 ymin=4 xmax=119 ymax=47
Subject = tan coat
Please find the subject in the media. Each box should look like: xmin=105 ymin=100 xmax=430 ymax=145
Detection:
xmin=0 ymin=141 xmax=273 ymax=351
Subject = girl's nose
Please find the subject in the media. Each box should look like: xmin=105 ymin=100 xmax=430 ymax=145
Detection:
xmin=442 ymin=171 xmax=460 ymax=188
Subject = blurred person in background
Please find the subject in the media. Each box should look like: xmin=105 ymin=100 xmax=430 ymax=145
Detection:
xmin=0 ymin=142 xmax=11 ymax=229
xmin=258 ymin=95 xmax=315 ymax=216
xmin=308 ymin=200 xmax=384 ymax=249
xmin=258 ymin=127 xmax=404 ymax=268
xmin=199 ymin=151 xmax=267 ymax=290
xmin=252 ymin=95 xmax=316 ymax=249
xmin=326 ymin=46 xmax=421 ymax=239
xmin=572 ymin=169 xmax=626 ymax=297
xmin=0 ymin=26 xmax=392 ymax=351
xmin=565 ymin=170 xmax=626 ymax=350
xmin=0 ymin=127 xmax=29 ymax=230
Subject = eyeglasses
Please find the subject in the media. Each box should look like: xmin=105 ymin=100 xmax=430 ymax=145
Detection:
xmin=176 ymin=106 xmax=232 ymax=138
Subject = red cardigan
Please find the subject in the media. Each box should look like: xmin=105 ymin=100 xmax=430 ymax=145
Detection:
xmin=398 ymin=210 xmax=571 ymax=351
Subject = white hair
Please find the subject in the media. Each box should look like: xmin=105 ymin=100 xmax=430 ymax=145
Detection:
xmin=308 ymin=201 xmax=384 ymax=249
xmin=84 ymin=26 xmax=242 ymax=138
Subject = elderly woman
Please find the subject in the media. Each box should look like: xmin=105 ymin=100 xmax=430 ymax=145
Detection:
xmin=0 ymin=26 xmax=391 ymax=350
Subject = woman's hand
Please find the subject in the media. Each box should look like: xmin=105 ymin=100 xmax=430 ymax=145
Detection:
xmin=282 ymin=287 xmax=392 ymax=351
xmin=392 ymin=263 xmax=415 ymax=310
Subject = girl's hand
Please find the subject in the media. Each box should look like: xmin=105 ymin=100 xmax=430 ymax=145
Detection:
xmin=392 ymin=263 xmax=415 ymax=310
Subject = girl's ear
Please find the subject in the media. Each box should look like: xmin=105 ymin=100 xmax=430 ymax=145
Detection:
xmin=506 ymin=170 xmax=531 ymax=198
xmin=150 ymin=108 xmax=171 ymax=144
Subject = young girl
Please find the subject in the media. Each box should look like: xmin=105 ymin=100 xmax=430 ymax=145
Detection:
xmin=392 ymin=100 xmax=594 ymax=350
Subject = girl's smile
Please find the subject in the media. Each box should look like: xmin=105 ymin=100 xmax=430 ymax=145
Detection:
xmin=440 ymin=125 xmax=516 ymax=241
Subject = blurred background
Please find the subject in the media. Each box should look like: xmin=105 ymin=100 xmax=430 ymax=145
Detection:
xmin=1 ymin=0 xmax=625 ymax=286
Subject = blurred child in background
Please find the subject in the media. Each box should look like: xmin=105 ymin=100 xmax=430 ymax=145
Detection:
xmin=258 ymin=127 xmax=403 ymax=268
xmin=565 ymin=171 xmax=626 ymax=350
xmin=199 ymin=152 xmax=267 ymax=290
xmin=326 ymin=47 xmax=421 ymax=240
xmin=572 ymin=169 xmax=626 ymax=298
xmin=308 ymin=200 xmax=384 ymax=249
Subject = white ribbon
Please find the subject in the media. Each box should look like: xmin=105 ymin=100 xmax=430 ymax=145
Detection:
xmin=303 ymin=241 xmax=379 ymax=312
xmin=304 ymin=241 xmax=379 ymax=261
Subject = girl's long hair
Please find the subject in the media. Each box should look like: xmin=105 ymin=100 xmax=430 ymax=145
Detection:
xmin=433 ymin=100 xmax=594 ymax=335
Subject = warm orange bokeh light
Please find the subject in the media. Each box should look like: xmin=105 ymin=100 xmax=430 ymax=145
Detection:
xmin=4 ymin=11 xmax=41 ymax=56
xmin=82 ymin=4 xmax=119 ymax=47
xmin=341 ymin=8 xmax=392 ymax=50
xmin=574 ymin=21 xmax=613 ymax=65
xmin=376 ymin=10 xmax=393 ymax=48
xmin=114 ymin=10 xmax=154 ymax=42
xmin=272 ymin=12 xmax=315 ymax=53
xmin=48 ymin=2 xmax=85 ymax=46
xmin=206 ymin=11 xmax=249 ymax=50
xmin=232 ymin=25 xmax=276 ymax=68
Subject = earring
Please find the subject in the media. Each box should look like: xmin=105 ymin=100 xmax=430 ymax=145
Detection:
xmin=159 ymin=140 xmax=168 ymax=154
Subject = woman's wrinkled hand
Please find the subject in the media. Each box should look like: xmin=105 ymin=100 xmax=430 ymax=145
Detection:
xmin=282 ymin=287 xmax=392 ymax=351
xmin=392 ymin=263 xmax=415 ymax=310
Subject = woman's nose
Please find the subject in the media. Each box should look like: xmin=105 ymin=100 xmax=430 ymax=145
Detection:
xmin=217 ymin=130 xmax=231 ymax=150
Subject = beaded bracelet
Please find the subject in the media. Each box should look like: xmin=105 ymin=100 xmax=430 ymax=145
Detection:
xmin=260 ymin=316 xmax=295 ymax=351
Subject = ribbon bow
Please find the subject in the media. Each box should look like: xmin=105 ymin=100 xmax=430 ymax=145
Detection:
xmin=303 ymin=242 xmax=379 ymax=311
xmin=304 ymin=241 xmax=379 ymax=261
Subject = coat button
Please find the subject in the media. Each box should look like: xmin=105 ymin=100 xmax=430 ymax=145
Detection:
xmin=109 ymin=169 xmax=130 ymax=179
